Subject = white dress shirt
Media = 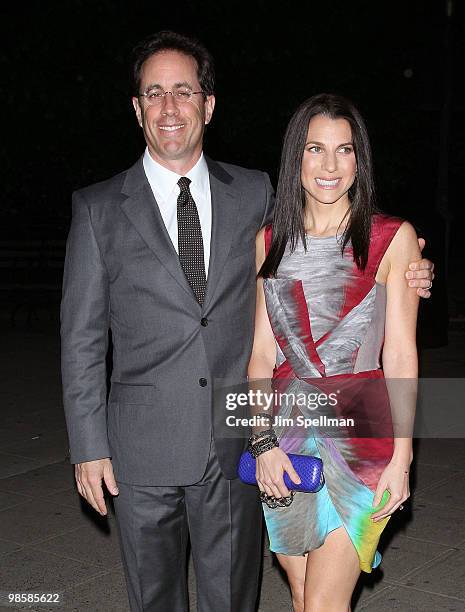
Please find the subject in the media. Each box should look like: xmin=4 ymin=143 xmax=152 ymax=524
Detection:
xmin=143 ymin=149 xmax=212 ymax=275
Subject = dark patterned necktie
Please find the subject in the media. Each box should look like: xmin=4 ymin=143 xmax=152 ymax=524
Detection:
xmin=177 ymin=177 xmax=207 ymax=305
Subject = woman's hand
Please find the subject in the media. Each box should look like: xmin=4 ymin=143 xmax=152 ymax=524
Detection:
xmin=371 ymin=460 xmax=411 ymax=521
xmin=256 ymin=447 xmax=301 ymax=499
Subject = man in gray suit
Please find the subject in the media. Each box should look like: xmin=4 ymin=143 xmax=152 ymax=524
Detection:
xmin=61 ymin=31 xmax=434 ymax=612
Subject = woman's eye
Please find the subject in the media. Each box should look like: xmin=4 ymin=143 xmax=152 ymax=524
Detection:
xmin=307 ymin=145 xmax=321 ymax=153
xmin=339 ymin=146 xmax=353 ymax=154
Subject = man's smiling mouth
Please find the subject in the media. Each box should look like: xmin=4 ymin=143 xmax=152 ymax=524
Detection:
xmin=159 ymin=124 xmax=185 ymax=132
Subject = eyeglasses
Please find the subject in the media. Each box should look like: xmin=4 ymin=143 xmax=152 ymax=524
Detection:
xmin=138 ymin=88 xmax=205 ymax=106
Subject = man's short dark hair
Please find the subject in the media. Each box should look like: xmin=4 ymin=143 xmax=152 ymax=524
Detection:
xmin=132 ymin=30 xmax=215 ymax=96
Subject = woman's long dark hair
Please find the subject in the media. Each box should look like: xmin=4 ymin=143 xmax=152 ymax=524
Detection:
xmin=260 ymin=93 xmax=377 ymax=277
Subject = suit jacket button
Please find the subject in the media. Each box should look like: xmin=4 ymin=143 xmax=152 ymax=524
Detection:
xmin=199 ymin=378 xmax=208 ymax=387
xmin=201 ymin=317 xmax=208 ymax=327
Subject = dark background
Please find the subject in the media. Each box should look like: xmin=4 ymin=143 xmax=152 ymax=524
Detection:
xmin=1 ymin=0 xmax=464 ymax=345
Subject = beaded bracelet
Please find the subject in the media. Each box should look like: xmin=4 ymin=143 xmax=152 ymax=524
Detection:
xmin=248 ymin=434 xmax=279 ymax=458
xmin=249 ymin=428 xmax=277 ymax=444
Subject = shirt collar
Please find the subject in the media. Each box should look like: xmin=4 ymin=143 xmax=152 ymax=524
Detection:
xmin=143 ymin=148 xmax=209 ymax=203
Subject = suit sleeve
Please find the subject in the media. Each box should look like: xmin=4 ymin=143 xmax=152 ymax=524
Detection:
xmin=60 ymin=191 xmax=111 ymax=464
xmin=259 ymin=172 xmax=275 ymax=228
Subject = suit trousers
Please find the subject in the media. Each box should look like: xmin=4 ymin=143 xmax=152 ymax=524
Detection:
xmin=113 ymin=438 xmax=263 ymax=612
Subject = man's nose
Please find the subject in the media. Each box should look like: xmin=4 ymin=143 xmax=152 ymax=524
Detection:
xmin=161 ymin=92 xmax=179 ymax=115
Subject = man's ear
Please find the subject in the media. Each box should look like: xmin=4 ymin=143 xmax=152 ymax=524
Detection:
xmin=204 ymin=95 xmax=215 ymax=125
xmin=132 ymin=97 xmax=143 ymax=127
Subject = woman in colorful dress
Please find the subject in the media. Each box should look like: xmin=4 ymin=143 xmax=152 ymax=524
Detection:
xmin=248 ymin=93 xmax=419 ymax=611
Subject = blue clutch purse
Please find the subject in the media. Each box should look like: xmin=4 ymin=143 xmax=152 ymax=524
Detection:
xmin=238 ymin=451 xmax=325 ymax=493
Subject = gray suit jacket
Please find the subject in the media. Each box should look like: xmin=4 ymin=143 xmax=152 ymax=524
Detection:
xmin=61 ymin=155 xmax=274 ymax=485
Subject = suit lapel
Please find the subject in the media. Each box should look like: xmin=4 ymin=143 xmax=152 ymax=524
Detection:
xmin=120 ymin=158 xmax=197 ymax=302
xmin=203 ymin=157 xmax=240 ymax=311
xmin=119 ymin=156 xmax=240 ymax=310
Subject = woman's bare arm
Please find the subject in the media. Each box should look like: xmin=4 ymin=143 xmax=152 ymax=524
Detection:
xmin=248 ymin=229 xmax=300 ymax=499
xmin=372 ymin=221 xmax=420 ymax=520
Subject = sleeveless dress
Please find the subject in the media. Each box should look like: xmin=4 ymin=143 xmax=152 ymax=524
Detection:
xmin=262 ymin=214 xmax=403 ymax=573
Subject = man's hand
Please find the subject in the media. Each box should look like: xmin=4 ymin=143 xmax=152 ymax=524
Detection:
xmin=405 ymin=238 xmax=435 ymax=298
xmin=75 ymin=458 xmax=119 ymax=516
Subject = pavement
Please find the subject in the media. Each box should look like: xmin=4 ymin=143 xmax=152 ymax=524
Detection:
xmin=0 ymin=313 xmax=464 ymax=612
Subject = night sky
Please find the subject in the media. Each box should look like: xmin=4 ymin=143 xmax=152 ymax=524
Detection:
xmin=2 ymin=0 xmax=464 ymax=341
